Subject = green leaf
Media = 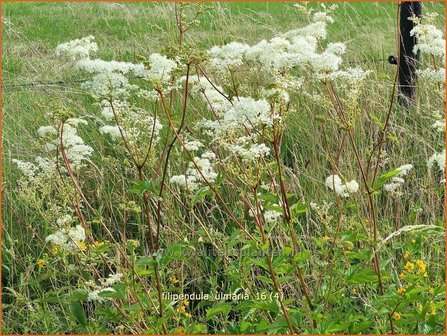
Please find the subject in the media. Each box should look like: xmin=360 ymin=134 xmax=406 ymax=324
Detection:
xmin=192 ymin=187 xmax=212 ymax=205
xmin=70 ymin=289 xmax=88 ymax=301
xmin=130 ymin=179 xmax=156 ymax=195
xmin=257 ymin=192 xmax=279 ymax=204
xmin=346 ymin=266 xmax=378 ymax=285
xmin=290 ymin=201 xmax=308 ymax=217
xmin=293 ymin=251 xmax=311 ymax=263
xmin=205 ymin=302 xmax=232 ymax=320
xmin=372 ymin=168 xmax=401 ymax=191
xmin=351 ymin=321 xmax=373 ymax=333
xmin=70 ymin=301 xmax=87 ymax=327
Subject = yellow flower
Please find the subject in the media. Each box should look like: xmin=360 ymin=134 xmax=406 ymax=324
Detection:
xmin=174 ymin=327 xmax=185 ymax=334
xmin=176 ymin=305 xmax=186 ymax=314
xmin=399 ymin=272 xmax=406 ymax=279
xmin=417 ymin=303 xmax=423 ymax=312
xmin=77 ymin=241 xmax=87 ymax=251
xmin=182 ymin=299 xmax=189 ymax=307
xmin=322 ymin=236 xmax=330 ymax=242
xmin=411 ymin=239 xmax=416 ymax=244
xmin=392 ymin=312 xmax=401 ymax=320
xmin=91 ymin=241 xmax=104 ymax=249
xmin=351 ymin=288 xmax=357 ymax=294
xmin=415 ymin=259 xmax=426 ymax=274
xmin=169 ymin=276 xmax=179 ymax=284
xmin=404 ymin=251 xmax=411 ymax=259
xmin=184 ymin=312 xmax=192 ymax=318
xmin=50 ymin=245 xmax=61 ymax=255
xmin=397 ymin=287 xmax=406 ymax=295
xmin=428 ymin=287 xmax=434 ymax=294
xmin=428 ymin=306 xmax=437 ymax=316
xmin=404 ymin=262 xmax=415 ymax=271
xmin=36 ymin=259 xmax=46 ymax=268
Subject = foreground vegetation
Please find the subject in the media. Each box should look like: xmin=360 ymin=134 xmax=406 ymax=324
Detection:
xmin=2 ymin=2 xmax=445 ymax=334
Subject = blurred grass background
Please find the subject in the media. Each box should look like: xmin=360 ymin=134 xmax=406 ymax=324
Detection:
xmin=2 ymin=3 xmax=446 ymax=333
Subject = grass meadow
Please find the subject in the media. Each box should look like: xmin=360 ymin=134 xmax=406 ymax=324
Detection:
xmin=2 ymin=1 xmax=446 ymax=334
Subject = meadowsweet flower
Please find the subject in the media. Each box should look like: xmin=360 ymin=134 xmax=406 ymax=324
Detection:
xmin=87 ymin=288 xmax=116 ymax=302
xmin=85 ymin=273 xmax=123 ymax=302
xmin=45 ymin=225 xmax=86 ymax=253
xmin=264 ymin=210 xmax=282 ymax=224
xmin=397 ymin=164 xmax=413 ymax=176
xmin=56 ymin=214 xmax=73 ymax=227
xmin=170 ymin=151 xmax=218 ymax=191
xmin=99 ymin=125 xmax=124 ymax=140
xmin=37 ymin=126 xmax=57 ymax=138
xmin=410 ymin=22 xmax=446 ymax=58
xmin=146 ymin=53 xmax=178 ymax=84
xmin=427 ymin=149 xmax=445 ymax=174
xmin=101 ymin=273 xmax=124 ymax=286
xmin=384 ymin=164 xmax=413 ymax=195
xmin=13 ymin=156 xmax=57 ymax=181
xmin=184 ymin=140 xmax=203 ymax=151
xmin=432 ymin=119 xmax=445 ymax=133
xmin=325 ymin=175 xmax=359 ymax=198
xmin=209 ymin=42 xmax=251 ymax=71
xmin=417 ymin=68 xmax=445 ymax=84
xmin=82 ymin=72 xmax=137 ymax=98
xmin=345 ymin=180 xmax=359 ymax=194
xmin=55 ymin=35 xmax=98 ymax=60
xmin=76 ymin=59 xmax=146 ymax=76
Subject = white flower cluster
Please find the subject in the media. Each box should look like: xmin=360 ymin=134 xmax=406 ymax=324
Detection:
xmin=264 ymin=209 xmax=282 ymax=224
xmin=325 ymin=175 xmax=359 ymax=198
xmin=13 ymin=156 xmax=56 ymax=181
xmin=207 ymin=9 xmax=370 ymax=87
xmin=76 ymin=59 xmax=146 ymax=77
xmin=45 ymin=224 xmax=86 ymax=253
xmin=60 ymin=122 xmax=94 ymax=168
xmin=427 ymin=149 xmax=445 ymax=183
xmin=57 ymin=37 xmax=178 ymax=98
xmin=410 ymin=16 xmax=446 ymax=85
xmin=411 ymin=21 xmax=446 ymax=58
xmin=85 ymin=273 xmax=124 ymax=302
xmin=15 ymin=120 xmax=92 ymax=183
xmin=99 ymin=99 xmax=163 ymax=151
xmin=146 ymin=53 xmax=178 ymax=84
xmin=170 ymin=151 xmax=218 ymax=191
xmin=432 ymin=119 xmax=445 ymax=133
xmin=187 ymin=76 xmax=232 ymax=114
xmin=383 ymin=164 xmax=414 ymax=194
xmin=209 ymin=42 xmax=251 ymax=72
xmin=55 ymin=35 xmax=98 ymax=61
xmin=55 ymin=38 xmax=170 ymax=160
xmin=200 ymin=97 xmax=274 ymax=163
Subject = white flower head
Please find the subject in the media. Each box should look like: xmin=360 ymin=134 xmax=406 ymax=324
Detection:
xmin=55 ymin=36 xmax=98 ymax=61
